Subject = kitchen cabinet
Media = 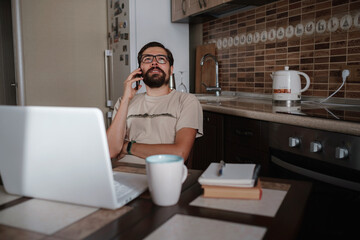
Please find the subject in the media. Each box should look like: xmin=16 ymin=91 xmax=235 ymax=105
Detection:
xmin=172 ymin=0 xmax=227 ymax=22
xmin=171 ymin=0 xmax=189 ymax=23
xmin=172 ymin=0 xmax=277 ymax=23
xmin=192 ymin=111 xmax=224 ymax=170
xmin=224 ymin=115 xmax=269 ymax=174
xmin=188 ymin=0 xmax=224 ymax=16
xmin=192 ymin=111 xmax=269 ymax=173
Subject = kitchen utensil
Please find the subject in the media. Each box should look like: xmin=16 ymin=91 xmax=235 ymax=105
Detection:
xmin=271 ymin=66 xmax=310 ymax=103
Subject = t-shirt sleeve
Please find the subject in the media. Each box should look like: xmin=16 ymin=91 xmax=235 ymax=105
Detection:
xmin=111 ymin=97 xmax=121 ymax=121
xmin=176 ymin=94 xmax=203 ymax=138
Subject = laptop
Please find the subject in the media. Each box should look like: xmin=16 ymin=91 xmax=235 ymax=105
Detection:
xmin=0 ymin=105 xmax=148 ymax=209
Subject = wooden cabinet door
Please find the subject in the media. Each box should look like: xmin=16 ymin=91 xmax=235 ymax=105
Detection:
xmin=192 ymin=111 xmax=224 ymax=170
xmin=188 ymin=0 xmax=223 ymax=16
xmin=172 ymin=0 xmax=190 ymax=22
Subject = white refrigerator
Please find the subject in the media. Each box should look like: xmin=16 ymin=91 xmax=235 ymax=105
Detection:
xmin=12 ymin=0 xmax=189 ymax=126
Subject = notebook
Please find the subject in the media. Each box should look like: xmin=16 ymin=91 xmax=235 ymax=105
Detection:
xmin=198 ymin=163 xmax=260 ymax=187
xmin=0 ymin=105 xmax=148 ymax=209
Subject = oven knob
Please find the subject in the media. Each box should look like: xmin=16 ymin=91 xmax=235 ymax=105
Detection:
xmin=335 ymin=147 xmax=349 ymax=159
xmin=289 ymin=137 xmax=300 ymax=147
xmin=310 ymin=141 xmax=322 ymax=153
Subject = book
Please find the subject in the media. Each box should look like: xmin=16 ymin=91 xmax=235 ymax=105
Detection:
xmin=202 ymin=179 xmax=262 ymax=200
xmin=198 ymin=163 xmax=260 ymax=187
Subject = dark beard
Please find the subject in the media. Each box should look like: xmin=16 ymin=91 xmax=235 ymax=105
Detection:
xmin=143 ymin=67 xmax=169 ymax=88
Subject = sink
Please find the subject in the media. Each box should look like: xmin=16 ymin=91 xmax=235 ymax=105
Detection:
xmin=195 ymin=94 xmax=238 ymax=102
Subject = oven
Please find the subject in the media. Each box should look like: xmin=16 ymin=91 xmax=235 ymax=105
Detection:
xmin=268 ymin=122 xmax=360 ymax=239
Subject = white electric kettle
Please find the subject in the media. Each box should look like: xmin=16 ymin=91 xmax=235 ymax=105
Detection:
xmin=271 ymin=66 xmax=310 ymax=102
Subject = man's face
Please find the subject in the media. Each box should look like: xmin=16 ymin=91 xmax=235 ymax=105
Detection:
xmin=140 ymin=47 xmax=173 ymax=88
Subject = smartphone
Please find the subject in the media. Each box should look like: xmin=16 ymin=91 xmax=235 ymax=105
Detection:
xmin=135 ymin=73 xmax=142 ymax=90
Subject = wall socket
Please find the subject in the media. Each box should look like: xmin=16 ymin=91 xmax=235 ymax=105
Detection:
xmin=341 ymin=65 xmax=360 ymax=83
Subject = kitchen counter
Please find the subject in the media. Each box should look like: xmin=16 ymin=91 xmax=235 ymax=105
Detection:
xmin=195 ymin=92 xmax=360 ymax=136
xmin=0 ymin=162 xmax=312 ymax=240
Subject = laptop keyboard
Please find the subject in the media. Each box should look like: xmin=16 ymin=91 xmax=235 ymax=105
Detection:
xmin=112 ymin=172 xmax=148 ymax=205
xmin=113 ymin=180 xmax=133 ymax=202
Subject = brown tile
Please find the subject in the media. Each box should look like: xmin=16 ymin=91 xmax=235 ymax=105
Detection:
xmin=316 ymin=1 xmax=331 ymax=11
xmin=350 ymin=1 xmax=360 ymax=10
xmin=289 ymin=15 xmax=302 ymax=25
xmin=315 ymin=57 xmax=330 ymax=63
xmin=315 ymin=9 xmax=332 ymax=18
xmin=348 ymin=38 xmax=360 ymax=47
xmin=314 ymin=63 xmax=330 ymax=70
xmin=276 ymin=47 xmax=288 ymax=54
xmin=313 ymin=83 xmax=329 ymax=89
xmin=288 ymin=46 xmax=300 ymax=52
xmin=347 ymin=83 xmax=360 ymax=91
xmin=331 ymin=48 xmax=347 ymax=55
xmin=301 ymin=51 xmax=314 ymax=58
xmin=332 ymin=0 xmax=350 ymax=7
xmin=331 ymin=31 xmax=348 ymax=41
xmin=288 ymin=39 xmax=301 ymax=46
xmin=315 ymin=34 xmax=331 ymax=43
xmin=348 ymin=31 xmax=360 ymax=39
xmin=301 ymin=58 xmax=314 ymax=64
xmin=301 ymin=44 xmax=315 ymax=51
xmin=303 ymin=0 xmax=318 ymax=7
xmin=347 ymin=54 xmax=360 ymax=62
xmin=288 ymin=59 xmax=300 ymax=65
xmin=331 ymin=40 xmax=347 ymax=48
xmin=290 ymin=2 xmax=302 ymax=10
xmin=314 ymin=50 xmax=330 ymax=57
xmin=315 ymin=43 xmax=330 ymax=49
xmin=288 ymin=52 xmax=300 ymax=58
xmin=330 ymin=56 xmax=347 ymax=62
xmin=312 ymin=90 xmax=329 ymax=96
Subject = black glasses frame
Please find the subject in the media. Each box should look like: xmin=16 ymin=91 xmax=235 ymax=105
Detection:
xmin=140 ymin=54 xmax=169 ymax=64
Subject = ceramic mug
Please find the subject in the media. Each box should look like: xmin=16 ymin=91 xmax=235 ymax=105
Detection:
xmin=145 ymin=154 xmax=188 ymax=206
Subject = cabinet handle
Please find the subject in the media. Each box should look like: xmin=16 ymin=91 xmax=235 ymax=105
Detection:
xmin=202 ymin=0 xmax=207 ymax=8
xmin=182 ymin=0 xmax=186 ymax=15
xmin=198 ymin=0 xmax=202 ymax=8
xmin=235 ymin=129 xmax=254 ymax=137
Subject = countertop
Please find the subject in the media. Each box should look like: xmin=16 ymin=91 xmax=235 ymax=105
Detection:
xmin=195 ymin=92 xmax=360 ymax=136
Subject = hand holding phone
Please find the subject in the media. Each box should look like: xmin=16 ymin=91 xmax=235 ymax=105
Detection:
xmin=134 ymin=72 xmax=142 ymax=90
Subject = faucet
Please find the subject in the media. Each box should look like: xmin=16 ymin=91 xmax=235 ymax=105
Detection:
xmin=200 ymin=53 xmax=221 ymax=96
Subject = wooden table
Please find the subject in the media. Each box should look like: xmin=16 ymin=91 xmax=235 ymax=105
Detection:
xmin=0 ymin=162 xmax=312 ymax=240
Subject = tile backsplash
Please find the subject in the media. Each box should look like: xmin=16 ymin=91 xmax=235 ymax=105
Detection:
xmin=202 ymin=0 xmax=360 ymax=99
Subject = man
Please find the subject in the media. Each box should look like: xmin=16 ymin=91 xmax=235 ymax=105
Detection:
xmin=107 ymin=41 xmax=203 ymax=164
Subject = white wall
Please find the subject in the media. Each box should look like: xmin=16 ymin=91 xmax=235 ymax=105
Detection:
xmin=133 ymin=0 xmax=189 ymax=92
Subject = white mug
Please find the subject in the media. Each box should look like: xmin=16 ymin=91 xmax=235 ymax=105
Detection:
xmin=145 ymin=154 xmax=188 ymax=206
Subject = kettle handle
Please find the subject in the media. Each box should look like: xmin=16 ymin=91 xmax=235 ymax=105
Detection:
xmin=298 ymin=72 xmax=310 ymax=93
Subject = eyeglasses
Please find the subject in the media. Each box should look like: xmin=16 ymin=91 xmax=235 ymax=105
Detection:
xmin=141 ymin=54 xmax=169 ymax=64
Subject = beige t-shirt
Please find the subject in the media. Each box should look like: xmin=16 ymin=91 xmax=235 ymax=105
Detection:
xmin=112 ymin=90 xmax=203 ymax=164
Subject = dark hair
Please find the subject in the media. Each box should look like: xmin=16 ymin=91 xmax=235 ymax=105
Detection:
xmin=137 ymin=41 xmax=174 ymax=66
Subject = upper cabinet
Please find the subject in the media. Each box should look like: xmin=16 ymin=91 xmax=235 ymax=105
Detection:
xmin=172 ymin=0 xmax=277 ymax=23
xmin=172 ymin=0 xmax=225 ymax=22
xmin=188 ymin=0 xmax=224 ymax=16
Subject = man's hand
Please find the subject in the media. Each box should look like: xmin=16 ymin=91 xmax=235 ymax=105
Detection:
xmin=122 ymin=68 xmax=143 ymax=101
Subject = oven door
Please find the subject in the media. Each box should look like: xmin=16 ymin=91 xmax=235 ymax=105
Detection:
xmin=269 ymin=148 xmax=360 ymax=239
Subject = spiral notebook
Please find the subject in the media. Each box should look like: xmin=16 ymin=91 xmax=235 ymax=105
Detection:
xmin=198 ymin=163 xmax=260 ymax=187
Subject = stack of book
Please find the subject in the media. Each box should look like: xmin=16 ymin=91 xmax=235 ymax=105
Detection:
xmin=198 ymin=162 xmax=262 ymax=200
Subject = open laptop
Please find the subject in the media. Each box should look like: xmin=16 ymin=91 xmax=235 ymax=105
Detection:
xmin=0 ymin=106 xmax=148 ymax=209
